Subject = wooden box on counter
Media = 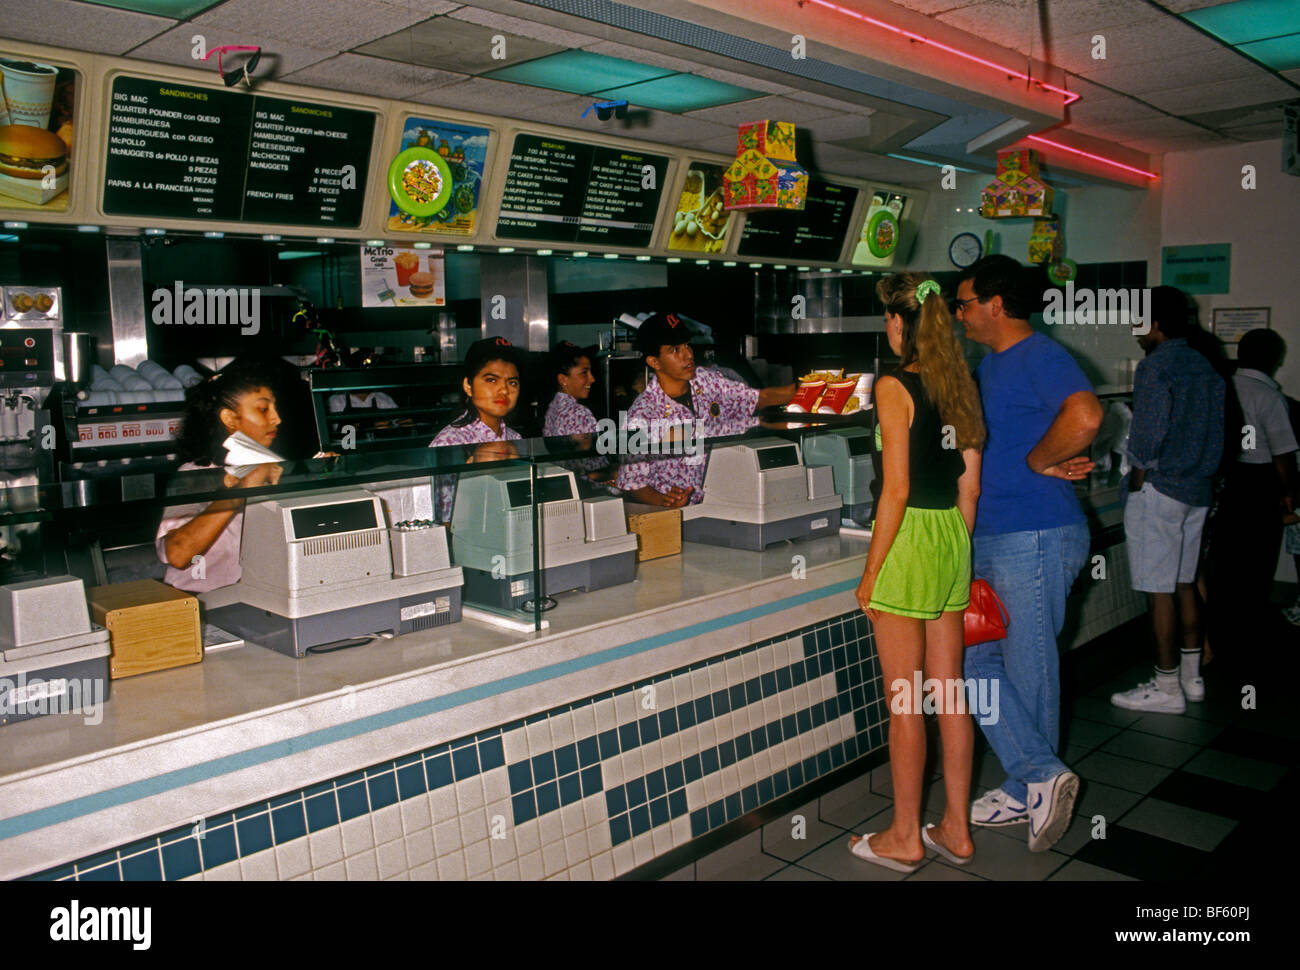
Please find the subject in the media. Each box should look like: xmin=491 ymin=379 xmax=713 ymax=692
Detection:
xmin=623 ymin=503 xmax=682 ymax=562
xmin=87 ymin=580 xmax=202 ymax=679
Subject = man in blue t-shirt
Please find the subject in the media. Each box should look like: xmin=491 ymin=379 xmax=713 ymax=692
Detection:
xmin=954 ymin=256 xmax=1103 ymax=852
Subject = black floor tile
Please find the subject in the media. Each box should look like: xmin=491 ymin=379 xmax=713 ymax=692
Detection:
xmin=1207 ymin=724 xmax=1300 ymax=768
xmin=1073 ymin=825 xmax=1211 ymax=881
xmin=1145 ymin=770 xmax=1266 ymax=822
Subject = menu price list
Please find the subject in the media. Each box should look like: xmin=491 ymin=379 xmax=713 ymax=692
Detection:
xmin=496 ymin=134 xmax=668 ymax=248
xmin=102 ymin=76 xmax=374 ymax=227
xmin=737 ymin=180 xmax=858 ymax=262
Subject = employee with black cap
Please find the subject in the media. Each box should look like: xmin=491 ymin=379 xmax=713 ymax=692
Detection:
xmin=616 ymin=312 xmax=796 ymax=507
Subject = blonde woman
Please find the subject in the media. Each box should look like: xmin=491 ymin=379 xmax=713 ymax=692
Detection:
xmin=849 ymin=274 xmax=985 ymax=872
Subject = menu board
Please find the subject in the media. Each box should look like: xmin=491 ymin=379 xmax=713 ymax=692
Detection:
xmin=737 ymin=179 xmax=858 ymax=262
xmin=496 ymin=133 xmax=668 ymax=247
xmin=101 ymin=75 xmax=375 ymax=227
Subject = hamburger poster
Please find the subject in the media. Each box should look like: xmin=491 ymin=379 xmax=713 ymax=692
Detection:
xmin=360 ymin=245 xmax=446 ymax=307
xmin=0 ymin=54 xmax=74 ymax=212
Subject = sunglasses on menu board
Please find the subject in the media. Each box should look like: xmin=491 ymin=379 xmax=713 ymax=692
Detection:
xmin=201 ymin=45 xmax=262 ymax=87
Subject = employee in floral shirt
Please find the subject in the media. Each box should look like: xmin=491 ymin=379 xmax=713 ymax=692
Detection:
xmin=429 ymin=336 xmax=523 ymax=522
xmin=544 ymin=340 xmax=611 ymax=482
xmin=616 ymin=313 xmax=796 ymax=507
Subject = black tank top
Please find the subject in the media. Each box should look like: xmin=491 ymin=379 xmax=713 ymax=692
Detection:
xmin=870 ymin=369 xmax=965 ymax=509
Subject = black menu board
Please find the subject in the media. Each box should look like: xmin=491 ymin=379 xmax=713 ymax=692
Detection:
xmin=737 ymin=179 xmax=858 ymax=262
xmin=102 ymin=76 xmax=375 ymax=227
xmin=496 ymin=133 xmax=668 ymax=247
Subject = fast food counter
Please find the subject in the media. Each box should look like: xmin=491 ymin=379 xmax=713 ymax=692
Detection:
xmin=0 ymin=428 xmax=1139 ymax=882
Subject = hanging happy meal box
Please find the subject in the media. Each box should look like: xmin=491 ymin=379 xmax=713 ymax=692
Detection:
xmin=980 ymin=148 xmax=1053 ymax=218
xmin=725 ymin=149 xmax=808 ymax=211
xmin=737 ymin=120 xmax=798 ymax=161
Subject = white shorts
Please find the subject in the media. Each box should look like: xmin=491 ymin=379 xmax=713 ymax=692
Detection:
xmin=1124 ymin=482 xmax=1208 ymax=593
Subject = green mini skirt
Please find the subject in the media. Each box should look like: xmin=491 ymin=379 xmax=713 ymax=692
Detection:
xmin=869 ymin=505 xmax=971 ymax=620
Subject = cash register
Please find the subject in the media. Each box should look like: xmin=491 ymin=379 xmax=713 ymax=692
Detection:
xmin=450 ymin=464 xmax=637 ymax=610
xmin=681 ymin=437 xmax=842 ymax=551
xmin=202 ymin=488 xmax=464 ymax=658
xmin=801 ymin=428 xmax=876 ymax=525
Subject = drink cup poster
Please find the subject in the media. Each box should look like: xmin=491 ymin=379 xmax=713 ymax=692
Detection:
xmin=385 ymin=118 xmax=490 ymax=236
xmin=0 ymin=54 xmax=75 ymax=212
xmin=361 ymin=246 xmax=446 ymax=307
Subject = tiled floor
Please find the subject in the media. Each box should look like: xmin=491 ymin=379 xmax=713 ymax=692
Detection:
xmin=661 ymin=604 xmax=1299 ymax=881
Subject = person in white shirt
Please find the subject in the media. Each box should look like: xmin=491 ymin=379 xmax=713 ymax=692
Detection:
xmin=1208 ymin=329 xmax=1298 ymax=661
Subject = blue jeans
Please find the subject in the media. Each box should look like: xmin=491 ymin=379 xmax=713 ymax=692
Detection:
xmin=965 ymin=522 xmax=1090 ymax=803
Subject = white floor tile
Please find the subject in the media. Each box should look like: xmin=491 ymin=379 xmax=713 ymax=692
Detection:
xmin=376 ymin=839 xmax=408 ymax=880
xmin=464 ymin=839 xmax=492 ymax=878
xmin=518 ymin=849 xmax=544 ymax=881
xmin=308 ymin=828 xmax=343 ymax=869
xmin=400 ymin=795 xmax=432 ymax=835
xmin=437 ymin=850 xmax=467 ymax=881
xmin=372 ymin=803 xmax=403 ymax=846
xmin=340 ymin=816 xmax=374 ymax=857
xmin=345 ymin=850 xmax=378 ymax=881
xmin=275 ymin=839 xmax=311 ymax=880
xmin=314 ymin=862 xmax=346 ymax=881
xmin=405 ymin=830 xmax=435 ymax=869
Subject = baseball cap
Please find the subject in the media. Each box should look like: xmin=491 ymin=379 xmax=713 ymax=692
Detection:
xmin=636 ymin=312 xmax=692 ymax=358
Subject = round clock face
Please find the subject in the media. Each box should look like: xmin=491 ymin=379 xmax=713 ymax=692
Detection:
xmin=949 ymin=232 xmax=982 ymax=268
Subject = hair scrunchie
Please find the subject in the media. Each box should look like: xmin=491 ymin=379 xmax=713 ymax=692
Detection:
xmin=915 ymin=279 xmax=941 ymax=303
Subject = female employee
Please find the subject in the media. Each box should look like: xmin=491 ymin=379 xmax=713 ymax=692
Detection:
xmin=429 ymin=336 xmax=523 ymax=522
xmin=543 ymin=340 xmax=611 ymax=482
xmin=615 ymin=312 xmax=796 ymax=507
xmin=848 ymin=274 xmax=984 ymax=873
xmin=156 ymin=360 xmax=285 ymax=593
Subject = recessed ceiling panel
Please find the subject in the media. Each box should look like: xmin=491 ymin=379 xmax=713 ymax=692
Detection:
xmin=355 ymin=18 xmax=566 ymax=74
xmin=1237 ymin=35 xmax=1300 ymax=71
xmin=79 ymin=0 xmax=220 ymax=15
xmin=1181 ymin=0 xmax=1300 ymax=44
xmin=592 ymin=73 xmax=764 ymax=111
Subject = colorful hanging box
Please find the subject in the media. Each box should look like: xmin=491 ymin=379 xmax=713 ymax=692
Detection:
xmin=737 ymin=120 xmax=798 ymax=161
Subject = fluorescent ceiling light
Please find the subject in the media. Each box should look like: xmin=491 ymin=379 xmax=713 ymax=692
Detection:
xmin=277 ymin=251 xmax=323 ymax=261
xmin=1236 ymin=35 xmax=1300 ymax=70
xmin=886 ymin=153 xmax=978 ymax=173
xmin=1181 ymin=0 xmax=1300 ymax=44
xmin=79 ymin=0 xmax=223 ymax=16
xmin=485 ymin=50 xmax=671 ymax=95
xmin=593 ymin=74 xmax=764 ymax=112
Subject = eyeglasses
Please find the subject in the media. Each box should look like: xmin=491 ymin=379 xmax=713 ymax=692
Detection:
xmin=949 ymin=296 xmax=979 ymax=314
xmin=581 ymin=100 xmax=629 ymax=121
xmin=201 ymin=45 xmax=262 ymax=87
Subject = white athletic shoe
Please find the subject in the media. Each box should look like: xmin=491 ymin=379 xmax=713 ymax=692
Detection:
xmin=1027 ymin=770 xmax=1079 ymax=852
xmin=1110 ymin=678 xmax=1186 ymax=714
xmin=970 ymin=787 xmax=1028 ymax=827
xmin=1181 ymin=675 xmax=1205 ymax=702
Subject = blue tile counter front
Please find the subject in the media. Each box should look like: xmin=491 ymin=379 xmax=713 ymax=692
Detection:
xmin=25 ymin=610 xmax=884 ymax=881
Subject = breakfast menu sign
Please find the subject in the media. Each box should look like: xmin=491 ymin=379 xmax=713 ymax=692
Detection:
xmin=101 ymin=75 xmax=375 ymax=227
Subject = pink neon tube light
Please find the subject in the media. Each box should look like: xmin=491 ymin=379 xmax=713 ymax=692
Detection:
xmin=1027 ymin=135 xmax=1160 ymax=179
xmin=802 ymin=0 xmax=1081 ymax=104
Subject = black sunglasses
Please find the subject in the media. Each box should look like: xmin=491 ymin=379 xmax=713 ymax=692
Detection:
xmin=202 ymin=45 xmax=261 ymax=87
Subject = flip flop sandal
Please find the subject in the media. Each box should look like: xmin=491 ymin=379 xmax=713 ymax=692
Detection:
xmin=923 ymin=824 xmax=974 ymax=866
xmin=848 ymin=833 xmax=921 ymax=874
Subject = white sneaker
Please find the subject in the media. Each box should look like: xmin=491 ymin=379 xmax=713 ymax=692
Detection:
xmin=1111 ymin=678 xmax=1186 ymax=714
xmin=1027 ymin=770 xmax=1079 ymax=852
xmin=970 ymin=787 xmax=1028 ymax=827
xmin=1283 ymin=605 xmax=1300 ymax=627
xmin=1181 ymin=675 xmax=1205 ymax=702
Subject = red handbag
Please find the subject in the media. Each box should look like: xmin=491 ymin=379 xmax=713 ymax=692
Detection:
xmin=964 ymin=578 xmax=1009 ymax=647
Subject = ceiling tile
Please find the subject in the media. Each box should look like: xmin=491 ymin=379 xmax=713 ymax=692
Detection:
xmin=885 ymin=0 xmax=973 ymax=14
xmin=1127 ymin=132 xmax=1235 ymax=153
xmin=354 ymin=17 xmax=565 ymax=74
xmin=1284 ymin=67 xmax=1300 ymax=84
xmin=127 ymin=25 xmax=334 ymax=77
xmin=1076 ymin=47 xmax=1264 ymax=92
xmin=684 ymin=95 xmax=850 ymax=127
xmin=785 ymin=90 xmax=876 ymax=115
xmin=1144 ymin=74 xmax=1300 ymax=113
xmin=501 ymin=95 xmax=610 ymax=129
xmin=1159 ymin=0 xmax=1230 ymax=10
xmin=446 ymin=5 xmax=602 ymax=49
xmin=1095 ymin=117 xmax=1208 ymax=138
xmin=191 ymin=0 xmax=435 ymax=50
xmin=0 ymin=0 xmax=172 ymax=55
xmin=281 ymin=54 xmax=463 ymax=99
xmin=1066 ymin=97 xmax=1166 ymax=125
xmin=1220 ymin=122 xmax=1288 ymax=140
xmin=796 ymin=114 xmax=875 ymax=144
xmin=409 ymin=77 xmax=579 ymax=113
xmin=691 ymin=65 xmax=796 ymax=96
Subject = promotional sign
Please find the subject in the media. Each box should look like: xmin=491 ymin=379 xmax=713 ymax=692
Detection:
xmin=1161 ymin=243 xmax=1231 ymax=294
xmin=667 ymin=162 xmax=732 ymax=254
xmin=385 ymin=117 xmax=491 ymax=236
xmin=0 ymin=54 xmax=75 ymax=212
xmin=102 ymin=75 xmax=375 ymax=226
xmin=851 ymin=190 xmax=906 ymax=266
xmin=1211 ymin=306 xmax=1268 ymax=346
xmin=360 ymin=246 xmax=446 ymax=307
xmin=496 ymin=133 xmax=668 ymax=248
